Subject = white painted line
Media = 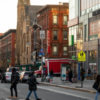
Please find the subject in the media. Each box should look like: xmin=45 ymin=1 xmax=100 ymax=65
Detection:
xmin=38 ymin=86 xmax=93 ymax=100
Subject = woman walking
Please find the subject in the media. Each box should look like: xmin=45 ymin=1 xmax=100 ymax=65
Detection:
xmin=95 ymin=75 xmax=100 ymax=100
xmin=26 ymin=71 xmax=41 ymax=100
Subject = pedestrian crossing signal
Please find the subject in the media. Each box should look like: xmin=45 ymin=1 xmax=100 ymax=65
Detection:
xmin=78 ymin=51 xmax=86 ymax=61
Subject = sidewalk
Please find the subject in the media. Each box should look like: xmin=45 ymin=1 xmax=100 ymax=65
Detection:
xmin=37 ymin=77 xmax=96 ymax=93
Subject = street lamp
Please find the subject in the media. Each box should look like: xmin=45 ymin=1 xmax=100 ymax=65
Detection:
xmin=25 ymin=19 xmax=44 ymax=82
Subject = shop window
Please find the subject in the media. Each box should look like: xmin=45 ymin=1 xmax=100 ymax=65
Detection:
xmin=63 ymin=15 xmax=67 ymax=25
xmin=63 ymin=46 xmax=67 ymax=55
xmin=53 ymin=30 xmax=58 ymax=40
xmin=63 ymin=31 xmax=67 ymax=40
xmin=53 ymin=15 xmax=58 ymax=24
xmin=53 ymin=46 xmax=58 ymax=55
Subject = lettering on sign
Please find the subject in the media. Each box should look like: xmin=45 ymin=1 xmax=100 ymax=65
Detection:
xmin=47 ymin=30 xmax=50 ymax=54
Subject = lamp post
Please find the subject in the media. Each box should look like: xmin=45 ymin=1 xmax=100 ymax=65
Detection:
xmin=25 ymin=19 xmax=44 ymax=82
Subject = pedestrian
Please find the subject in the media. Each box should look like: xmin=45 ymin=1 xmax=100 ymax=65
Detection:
xmin=88 ymin=67 xmax=91 ymax=79
xmin=94 ymin=75 xmax=100 ymax=100
xmin=26 ymin=71 xmax=41 ymax=100
xmin=9 ymin=68 xmax=19 ymax=98
xmin=80 ymin=66 xmax=85 ymax=81
xmin=73 ymin=71 xmax=77 ymax=83
xmin=68 ymin=69 xmax=73 ymax=83
xmin=50 ymin=69 xmax=54 ymax=81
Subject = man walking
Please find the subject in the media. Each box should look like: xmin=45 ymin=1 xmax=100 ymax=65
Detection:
xmin=9 ymin=68 xmax=19 ymax=98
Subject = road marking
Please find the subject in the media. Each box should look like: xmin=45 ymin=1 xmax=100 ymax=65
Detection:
xmin=6 ymin=99 xmax=25 ymax=100
xmin=38 ymin=86 xmax=93 ymax=100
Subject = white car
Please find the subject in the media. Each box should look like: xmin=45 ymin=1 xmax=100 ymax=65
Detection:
xmin=5 ymin=72 xmax=12 ymax=82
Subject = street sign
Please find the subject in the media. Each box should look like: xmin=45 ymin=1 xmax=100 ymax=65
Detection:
xmin=39 ymin=52 xmax=42 ymax=57
xmin=40 ymin=30 xmax=45 ymax=39
xmin=40 ymin=49 xmax=44 ymax=52
xmin=78 ymin=51 xmax=86 ymax=61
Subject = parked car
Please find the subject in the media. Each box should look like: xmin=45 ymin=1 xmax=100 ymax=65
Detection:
xmin=20 ymin=71 xmax=32 ymax=83
xmin=1 ymin=72 xmax=12 ymax=83
xmin=1 ymin=71 xmax=20 ymax=83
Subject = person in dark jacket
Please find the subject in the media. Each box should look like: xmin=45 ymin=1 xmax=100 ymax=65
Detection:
xmin=80 ymin=67 xmax=85 ymax=81
xmin=88 ymin=67 xmax=91 ymax=78
xmin=95 ymin=75 xmax=100 ymax=100
xmin=68 ymin=69 xmax=73 ymax=83
xmin=9 ymin=68 xmax=19 ymax=98
xmin=26 ymin=71 xmax=41 ymax=100
xmin=50 ymin=69 xmax=54 ymax=81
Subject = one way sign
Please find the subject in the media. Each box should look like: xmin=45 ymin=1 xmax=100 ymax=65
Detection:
xmin=78 ymin=51 xmax=86 ymax=61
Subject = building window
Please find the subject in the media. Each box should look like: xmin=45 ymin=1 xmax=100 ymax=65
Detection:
xmin=27 ymin=47 xmax=28 ymax=54
xmin=63 ymin=46 xmax=67 ymax=55
xmin=63 ymin=31 xmax=67 ymax=40
xmin=53 ymin=15 xmax=58 ymax=24
xmin=53 ymin=46 xmax=58 ymax=55
xmin=27 ymin=58 xmax=28 ymax=64
xmin=63 ymin=15 xmax=67 ymax=25
xmin=84 ymin=25 xmax=88 ymax=41
xmin=53 ymin=30 xmax=58 ymax=40
xmin=47 ymin=15 xmax=48 ymax=26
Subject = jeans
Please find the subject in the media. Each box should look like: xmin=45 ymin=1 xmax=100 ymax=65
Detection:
xmin=95 ymin=91 xmax=99 ymax=100
xmin=10 ymin=84 xmax=17 ymax=97
xmin=26 ymin=90 xmax=38 ymax=99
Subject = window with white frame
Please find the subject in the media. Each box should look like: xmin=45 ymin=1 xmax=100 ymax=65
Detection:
xmin=63 ymin=31 xmax=67 ymax=40
xmin=53 ymin=15 xmax=58 ymax=24
xmin=53 ymin=45 xmax=58 ymax=55
xmin=63 ymin=15 xmax=67 ymax=25
xmin=63 ymin=46 xmax=67 ymax=55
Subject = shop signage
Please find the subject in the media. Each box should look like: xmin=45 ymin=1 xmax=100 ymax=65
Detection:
xmin=69 ymin=35 xmax=74 ymax=46
xmin=89 ymin=63 xmax=97 ymax=66
xmin=78 ymin=51 xmax=86 ymax=61
xmin=47 ymin=30 xmax=50 ymax=54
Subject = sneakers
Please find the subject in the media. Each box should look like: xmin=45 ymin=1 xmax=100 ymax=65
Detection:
xmin=13 ymin=96 xmax=18 ymax=99
xmin=9 ymin=96 xmax=13 ymax=98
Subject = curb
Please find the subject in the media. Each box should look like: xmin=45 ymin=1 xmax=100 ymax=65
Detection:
xmin=39 ymin=82 xmax=96 ymax=93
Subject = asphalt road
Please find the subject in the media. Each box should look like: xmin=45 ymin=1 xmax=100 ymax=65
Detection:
xmin=0 ymin=82 xmax=99 ymax=100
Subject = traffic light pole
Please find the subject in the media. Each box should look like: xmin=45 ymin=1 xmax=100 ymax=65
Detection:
xmin=41 ymin=38 xmax=44 ymax=82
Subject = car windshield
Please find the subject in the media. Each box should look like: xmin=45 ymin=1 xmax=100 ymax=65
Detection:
xmin=25 ymin=72 xmax=31 ymax=75
xmin=9 ymin=68 xmax=19 ymax=72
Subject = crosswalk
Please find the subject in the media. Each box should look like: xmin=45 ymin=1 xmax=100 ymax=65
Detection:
xmin=6 ymin=99 xmax=25 ymax=100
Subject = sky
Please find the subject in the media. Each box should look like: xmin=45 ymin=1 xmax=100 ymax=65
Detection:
xmin=0 ymin=0 xmax=69 ymax=33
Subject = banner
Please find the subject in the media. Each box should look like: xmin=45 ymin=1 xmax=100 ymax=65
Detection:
xmin=47 ymin=30 xmax=50 ymax=54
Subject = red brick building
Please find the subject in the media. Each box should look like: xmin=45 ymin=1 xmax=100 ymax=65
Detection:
xmin=36 ymin=3 xmax=69 ymax=59
xmin=0 ymin=29 xmax=16 ymax=69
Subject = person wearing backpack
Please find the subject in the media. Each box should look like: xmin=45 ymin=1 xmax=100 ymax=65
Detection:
xmin=26 ymin=71 xmax=41 ymax=100
xmin=9 ymin=68 xmax=19 ymax=98
xmin=94 ymin=75 xmax=100 ymax=100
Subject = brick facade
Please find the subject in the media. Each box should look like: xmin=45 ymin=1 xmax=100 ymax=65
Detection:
xmin=36 ymin=3 xmax=69 ymax=59
xmin=0 ymin=29 xmax=16 ymax=69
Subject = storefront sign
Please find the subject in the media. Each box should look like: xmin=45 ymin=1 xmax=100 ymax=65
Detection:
xmin=47 ymin=30 xmax=50 ymax=54
xmin=69 ymin=35 xmax=74 ymax=46
xmin=89 ymin=63 xmax=97 ymax=66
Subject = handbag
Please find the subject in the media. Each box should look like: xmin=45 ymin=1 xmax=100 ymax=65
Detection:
xmin=92 ymin=82 xmax=99 ymax=90
xmin=97 ymin=87 xmax=100 ymax=93
xmin=27 ymin=79 xmax=33 ymax=85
